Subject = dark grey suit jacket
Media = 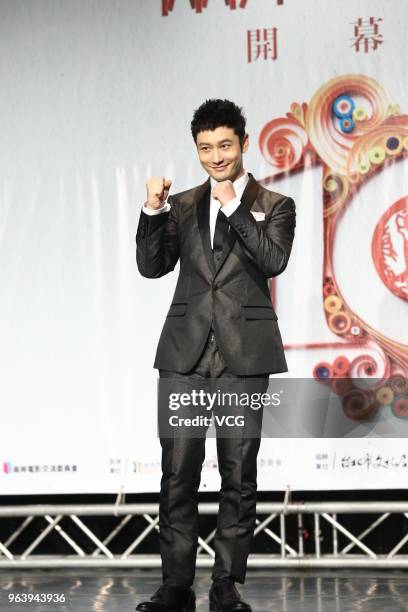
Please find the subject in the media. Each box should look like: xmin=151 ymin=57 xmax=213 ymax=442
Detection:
xmin=136 ymin=173 xmax=296 ymax=375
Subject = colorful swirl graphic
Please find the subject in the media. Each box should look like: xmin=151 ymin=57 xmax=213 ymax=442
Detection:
xmin=259 ymin=73 xmax=408 ymax=416
xmin=306 ymin=74 xmax=393 ymax=175
xmin=259 ymin=113 xmax=309 ymax=176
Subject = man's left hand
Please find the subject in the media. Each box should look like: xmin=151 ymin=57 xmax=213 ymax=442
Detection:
xmin=212 ymin=181 xmax=236 ymax=206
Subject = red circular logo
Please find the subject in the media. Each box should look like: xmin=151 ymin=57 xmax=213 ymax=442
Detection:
xmin=372 ymin=196 xmax=408 ymax=302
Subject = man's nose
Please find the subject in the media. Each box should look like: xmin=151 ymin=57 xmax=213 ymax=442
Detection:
xmin=212 ymin=148 xmax=223 ymax=163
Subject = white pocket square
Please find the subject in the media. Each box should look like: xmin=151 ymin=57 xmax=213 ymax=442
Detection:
xmin=251 ymin=211 xmax=265 ymax=221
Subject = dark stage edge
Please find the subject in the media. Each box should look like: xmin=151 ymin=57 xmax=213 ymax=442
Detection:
xmin=1 ymin=568 xmax=408 ymax=611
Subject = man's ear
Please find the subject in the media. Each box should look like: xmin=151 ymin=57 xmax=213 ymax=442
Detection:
xmin=242 ymin=133 xmax=249 ymax=153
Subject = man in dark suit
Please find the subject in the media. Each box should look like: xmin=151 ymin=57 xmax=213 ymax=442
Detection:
xmin=135 ymin=99 xmax=296 ymax=612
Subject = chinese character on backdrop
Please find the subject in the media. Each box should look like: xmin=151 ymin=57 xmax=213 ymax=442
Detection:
xmin=225 ymin=0 xmax=248 ymax=8
xmin=351 ymin=17 xmax=383 ymax=53
xmin=247 ymin=28 xmax=278 ymax=63
xmin=162 ymin=0 xmax=230 ymax=15
xmin=162 ymin=1 xmax=284 ymax=17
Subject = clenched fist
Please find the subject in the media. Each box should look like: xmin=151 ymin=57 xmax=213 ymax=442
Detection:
xmin=146 ymin=177 xmax=172 ymax=209
xmin=211 ymin=180 xmax=236 ymax=206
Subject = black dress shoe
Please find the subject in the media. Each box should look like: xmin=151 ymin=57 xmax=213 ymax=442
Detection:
xmin=135 ymin=583 xmax=196 ymax=611
xmin=209 ymin=578 xmax=252 ymax=611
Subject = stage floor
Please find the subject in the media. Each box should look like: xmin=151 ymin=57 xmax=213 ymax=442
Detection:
xmin=1 ymin=568 xmax=408 ymax=611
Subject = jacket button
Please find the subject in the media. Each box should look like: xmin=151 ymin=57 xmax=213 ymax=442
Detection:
xmin=213 ymin=282 xmax=220 ymax=290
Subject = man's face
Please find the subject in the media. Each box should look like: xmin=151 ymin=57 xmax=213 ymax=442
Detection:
xmin=196 ymin=126 xmax=249 ymax=183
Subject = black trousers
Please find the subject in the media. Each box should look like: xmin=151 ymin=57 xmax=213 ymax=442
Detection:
xmin=158 ymin=328 xmax=269 ymax=587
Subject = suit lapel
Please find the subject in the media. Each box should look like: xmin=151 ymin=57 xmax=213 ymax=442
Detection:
xmin=212 ymin=172 xmax=259 ymax=277
xmin=240 ymin=172 xmax=259 ymax=214
xmin=196 ymin=172 xmax=259 ymax=278
xmin=196 ymin=178 xmax=215 ymax=275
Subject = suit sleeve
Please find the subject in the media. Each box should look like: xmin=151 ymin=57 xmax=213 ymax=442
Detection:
xmin=226 ymin=195 xmax=296 ymax=278
xmin=135 ymin=195 xmax=180 ymax=278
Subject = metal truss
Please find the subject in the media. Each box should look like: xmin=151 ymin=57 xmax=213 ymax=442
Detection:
xmin=1 ymin=502 xmax=408 ymax=568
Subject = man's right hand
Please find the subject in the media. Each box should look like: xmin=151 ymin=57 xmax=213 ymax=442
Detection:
xmin=146 ymin=177 xmax=172 ymax=210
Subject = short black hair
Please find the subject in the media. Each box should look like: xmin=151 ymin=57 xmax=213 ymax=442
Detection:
xmin=191 ymin=99 xmax=246 ymax=146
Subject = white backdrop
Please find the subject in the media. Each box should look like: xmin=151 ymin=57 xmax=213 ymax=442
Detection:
xmin=1 ymin=0 xmax=407 ymax=494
